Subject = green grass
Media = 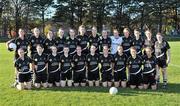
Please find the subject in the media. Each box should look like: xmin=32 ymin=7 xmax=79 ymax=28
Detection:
xmin=0 ymin=42 xmax=180 ymax=106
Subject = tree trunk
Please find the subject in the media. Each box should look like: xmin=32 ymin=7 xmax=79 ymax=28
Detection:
xmin=158 ymin=3 xmax=162 ymax=33
xmin=42 ymin=10 xmax=45 ymax=35
xmin=15 ymin=6 xmax=20 ymax=36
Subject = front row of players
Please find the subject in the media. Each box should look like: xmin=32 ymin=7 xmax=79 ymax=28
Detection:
xmin=15 ymin=43 xmax=160 ymax=90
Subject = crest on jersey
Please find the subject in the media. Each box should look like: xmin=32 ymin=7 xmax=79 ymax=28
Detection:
xmin=35 ymin=58 xmax=37 ymax=61
xmin=75 ymin=59 xmax=78 ymax=62
xmin=101 ymin=60 xmax=103 ymax=63
xmin=88 ymin=58 xmax=90 ymax=61
xmin=62 ymin=59 xmax=64 ymax=62
xmin=129 ymin=61 xmax=132 ymax=64
xmin=49 ymin=59 xmax=52 ymax=62
xmin=115 ymin=58 xmax=118 ymax=61
xmin=32 ymin=40 xmax=34 ymax=43
xmin=17 ymin=42 xmax=20 ymax=45
xmin=46 ymin=43 xmax=48 ymax=45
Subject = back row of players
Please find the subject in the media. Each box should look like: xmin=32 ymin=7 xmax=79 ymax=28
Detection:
xmin=6 ymin=25 xmax=171 ymax=90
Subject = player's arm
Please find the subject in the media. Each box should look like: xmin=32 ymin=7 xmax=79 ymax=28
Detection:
xmin=45 ymin=63 xmax=48 ymax=74
xmin=6 ymin=39 xmax=14 ymax=47
xmin=127 ymin=65 xmax=130 ymax=81
xmin=167 ymin=49 xmax=171 ymax=64
xmin=155 ymin=65 xmax=160 ymax=80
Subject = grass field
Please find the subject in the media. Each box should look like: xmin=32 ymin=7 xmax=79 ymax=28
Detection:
xmin=0 ymin=42 xmax=180 ymax=106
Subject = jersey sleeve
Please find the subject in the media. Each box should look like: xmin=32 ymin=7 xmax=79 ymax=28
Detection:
xmin=14 ymin=60 xmax=18 ymax=68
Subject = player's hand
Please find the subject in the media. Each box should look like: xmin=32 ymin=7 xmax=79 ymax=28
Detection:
xmin=155 ymin=75 xmax=159 ymax=80
xmin=167 ymin=59 xmax=170 ymax=64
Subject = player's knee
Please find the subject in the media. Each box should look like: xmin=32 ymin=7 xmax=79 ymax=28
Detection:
xmin=88 ymin=81 xmax=93 ymax=87
xmin=102 ymin=82 xmax=107 ymax=87
xmin=48 ymin=83 xmax=53 ymax=88
xmin=26 ymin=82 xmax=32 ymax=90
xmin=151 ymin=85 xmax=157 ymax=90
xmin=130 ymin=85 xmax=136 ymax=89
xmin=108 ymin=82 xmax=112 ymax=87
xmin=114 ymin=82 xmax=120 ymax=87
xmin=16 ymin=84 xmax=24 ymax=90
xmin=80 ymin=83 xmax=86 ymax=87
xmin=121 ymin=81 xmax=127 ymax=88
xmin=74 ymin=83 xmax=79 ymax=87
xmin=42 ymin=83 xmax=48 ymax=88
xmin=55 ymin=82 xmax=60 ymax=87
xmin=95 ymin=81 xmax=100 ymax=87
xmin=143 ymin=84 xmax=148 ymax=89
xmin=35 ymin=83 xmax=41 ymax=88
xmin=61 ymin=81 xmax=66 ymax=87
xmin=138 ymin=85 xmax=144 ymax=89
xmin=67 ymin=80 xmax=72 ymax=87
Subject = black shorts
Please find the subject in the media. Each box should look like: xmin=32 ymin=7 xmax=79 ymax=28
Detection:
xmin=88 ymin=71 xmax=100 ymax=81
xmin=157 ymin=59 xmax=167 ymax=68
xmin=35 ymin=74 xmax=47 ymax=83
xmin=61 ymin=71 xmax=72 ymax=81
xmin=143 ymin=73 xmax=156 ymax=85
xmin=129 ymin=73 xmax=143 ymax=86
xmin=101 ymin=72 xmax=112 ymax=82
xmin=18 ymin=73 xmax=31 ymax=83
xmin=114 ymin=70 xmax=127 ymax=82
xmin=48 ymin=71 xmax=60 ymax=83
xmin=73 ymin=71 xmax=86 ymax=83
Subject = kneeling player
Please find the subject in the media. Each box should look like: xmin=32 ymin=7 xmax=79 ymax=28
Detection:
xmin=47 ymin=46 xmax=60 ymax=87
xmin=99 ymin=45 xmax=113 ymax=87
xmin=127 ymin=47 xmax=143 ymax=89
xmin=113 ymin=45 xmax=127 ymax=88
xmin=60 ymin=45 xmax=73 ymax=87
xmin=143 ymin=47 xmax=159 ymax=90
xmin=86 ymin=45 xmax=100 ymax=87
xmin=32 ymin=45 xmax=48 ymax=88
xmin=155 ymin=33 xmax=171 ymax=89
xmin=73 ymin=46 xmax=87 ymax=87
xmin=15 ymin=48 xmax=32 ymax=90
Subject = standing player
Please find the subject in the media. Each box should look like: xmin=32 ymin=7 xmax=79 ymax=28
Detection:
xmin=89 ymin=26 xmax=100 ymax=53
xmin=47 ymin=46 xmax=60 ymax=87
xmin=113 ymin=45 xmax=127 ymax=88
xmin=154 ymin=33 xmax=171 ymax=89
xmin=55 ymin=28 xmax=66 ymax=55
xmin=14 ymin=48 xmax=32 ymax=90
xmin=6 ymin=28 xmax=30 ymax=60
xmin=76 ymin=25 xmax=89 ymax=54
xmin=127 ymin=47 xmax=143 ymax=89
xmin=110 ymin=29 xmax=122 ymax=55
xmin=144 ymin=30 xmax=156 ymax=54
xmin=32 ymin=45 xmax=48 ymax=88
xmin=132 ymin=29 xmax=144 ymax=56
xmin=73 ymin=46 xmax=87 ymax=87
xmin=66 ymin=28 xmax=78 ymax=56
xmin=143 ymin=47 xmax=159 ymax=90
xmin=60 ymin=45 xmax=73 ymax=87
xmin=99 ymin=30 xmax=111 ymax=54
xmin=86 ymin=45 xmax=100 ymax=87
xmin=121 ymin=28 xmax=133 ymax=57
xmin=99 ymin=45 xmax=113 ymax=87
xmin=6 ymin=28 xmax=30 ymax=87
xmin=29 ymin=28 xmax=44 ymax=58
xmin=43 ymin=30 xmax=55 ymax=54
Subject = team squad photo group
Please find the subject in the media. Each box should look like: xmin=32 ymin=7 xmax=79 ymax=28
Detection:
xmin=6 ymin=25 xmax=171 ymax=91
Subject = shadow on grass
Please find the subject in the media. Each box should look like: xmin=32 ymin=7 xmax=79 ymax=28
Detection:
xmin=30 ymin=83 xmax=180 ymax=96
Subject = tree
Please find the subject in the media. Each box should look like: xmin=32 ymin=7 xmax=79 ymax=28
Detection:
xmin=33 ymin=0 xmax=54 ymax=35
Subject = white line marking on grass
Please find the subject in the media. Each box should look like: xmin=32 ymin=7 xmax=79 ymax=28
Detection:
xmin=169 ymin=64 xmax=180 ymax=68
